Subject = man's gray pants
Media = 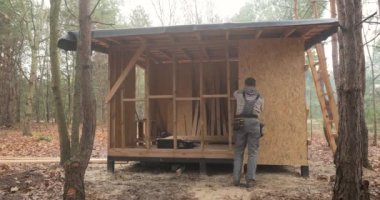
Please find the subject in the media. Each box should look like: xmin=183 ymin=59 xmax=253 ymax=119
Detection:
xmin=233 ymin=118 xmax=261 ymax=183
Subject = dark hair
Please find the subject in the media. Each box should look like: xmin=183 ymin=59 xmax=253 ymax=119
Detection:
xmin=245 ymin=77 xmax=256 ymax=87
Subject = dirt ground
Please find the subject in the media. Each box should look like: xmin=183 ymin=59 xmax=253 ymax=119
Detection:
xmin=0 ymin=124 xmax=379 ymax=200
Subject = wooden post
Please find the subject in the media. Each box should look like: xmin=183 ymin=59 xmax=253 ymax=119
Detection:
xmin=200 ymin=62 xmax=205 ymax=150
xmin=121 ymin=89 xmax=126 ymax=148
xmin=145 ymin=57 xmax=151 ymax=149
xmin=226 ymin=46 xmax=233 ymax=150
xmin=173 ymin=57 xmax=178 ymax=149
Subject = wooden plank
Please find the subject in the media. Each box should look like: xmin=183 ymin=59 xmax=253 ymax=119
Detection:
xmin=145 ymin=58 xmax=151 ymax=149
xmin=123 ymin=98 xmax=145 ymax=102
xmin=199 ymin=63 xmax=205 ymax=149
xmin=191 ymin=101 xmax=200 ymax=136
xmin=108 ymin=148 xmax=233 ymax=159
xmin=149 ymin=95 xmax=173 ymax=99
xmin=176 ymin=97 xmax=200 ymax=101
xmin=210 ymin=98 xmax=216 ymax=136
xmin=216 ymin=98 xmax=221 ymax=136
xmin=121 ymin=90 xmax=126 ymax=148
xmin=106 ymin=44 xmax=146 ymax=103
xmin=165 ymin=135 xmax=229 ymax=142
xmin=202 ymin=94 xmax=229 ymax=98
xmin=173 ymin=58 xmax=178 ymax=149
xmin=226 ymin=46 xmax=233 ymax=150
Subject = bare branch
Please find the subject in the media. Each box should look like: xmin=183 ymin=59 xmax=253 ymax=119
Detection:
xmin=91 ymin=20 xmax=115 ymax=27
xmin=90 ymin=0 xmax=101 ymax=17
xmin=64 ymin=0 xmax=77 ymax=19
xmin=356 ymin=12 xmax=377 ymax=27
xmin=362 ymin=31 xmax=380 ymax=46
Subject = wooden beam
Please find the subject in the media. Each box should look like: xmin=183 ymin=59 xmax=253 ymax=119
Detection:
xmin=255 ymin=30 xmax=263 ymax=39
xmin=105 ymin=38 xmax=121 ymax=45
xmin=181 ymin=48 xmax=193 ymax=60
xmin=105 ymin=44 xmax=146 ymax=103
xmin=302 ymin=27 xmax=317 ymax=38
xmin=92 ymin=39 xmax=110 ymax=48
xmin=195 ymin=32 xmax=210 ymax=59
xmin=283 ymin=28 xmax=296 ymax=38
xmin=160 ymin=49 xmax=173 ymax=60
xmin=113 ymin=40 xmax=238 ymax=51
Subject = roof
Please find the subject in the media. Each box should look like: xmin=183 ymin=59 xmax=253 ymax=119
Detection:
xmin=58 ymin=19 xmax=338 ymax=63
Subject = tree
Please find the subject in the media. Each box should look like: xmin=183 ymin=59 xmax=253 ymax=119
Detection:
xmin=333 ymin=0 xmax=370 ymax=199
xmin=231 ymin=0 xmax=326 ymax=22
xmin=151 ymin=0 xmax=178 ymax=26
xmin=129 ymin=6 xmax=151 ymax=28
xmin=50 ymin=0 xmax=97 ymax=198
xmin=0 ymin=5 xmax=19 ymax=127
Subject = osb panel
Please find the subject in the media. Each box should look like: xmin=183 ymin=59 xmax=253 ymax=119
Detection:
xmin=239 ymin=38 xmax=308 ymax=165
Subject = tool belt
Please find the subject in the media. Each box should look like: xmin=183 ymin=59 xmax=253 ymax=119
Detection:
xmin=234 ymin=114 xmax=258 ymax=118
xmin=233 ymin=118 xmax=265 ymax=137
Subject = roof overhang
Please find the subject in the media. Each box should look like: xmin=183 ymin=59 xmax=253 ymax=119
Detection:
xmin=58 ymin=19 xmax=338 ymax=63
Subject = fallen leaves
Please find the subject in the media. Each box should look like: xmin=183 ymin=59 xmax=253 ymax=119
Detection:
xmin=0 ymin=123 xmax=107 ymax=158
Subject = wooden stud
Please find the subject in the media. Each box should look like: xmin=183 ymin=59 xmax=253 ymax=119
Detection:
xmin=200 ymin=62 xmax=205 ymax=149
xmin=226 ymin=45 xmax=233 ymax=150
xmin=106 ymin=44 xmax=146 ymax=103
xmin=145 ymin=57 xmax=151 ymax=149
xmin=216 ymin=98 xmax=221 ymax=136
xmin=121 ymin=89 xmax=126 ymax=148
xmin=192 ymin=101 xmax=200 ymax=136
xmin=173 ymin=57 xmax=178 ymax=149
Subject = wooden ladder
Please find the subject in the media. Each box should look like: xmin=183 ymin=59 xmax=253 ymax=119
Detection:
xmin=307 ymin=44 xmax=339 ymax=154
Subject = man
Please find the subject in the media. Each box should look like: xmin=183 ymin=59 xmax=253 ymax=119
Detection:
xmin=233 ymin=77 xmax=264 ymax=188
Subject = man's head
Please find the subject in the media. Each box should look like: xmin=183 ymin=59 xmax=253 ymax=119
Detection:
xmin=245 ymin=77 xmax=256 ymax=87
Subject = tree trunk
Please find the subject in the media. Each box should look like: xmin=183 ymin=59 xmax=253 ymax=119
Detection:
xmin=333 ymin=0 xmax=369 ymax=199
xmin=23 ymin=46 xmax=38 ymax=136
xmin=49 ymin=0 xmax=71 ymax=165
xmin=330 ymin=0 xmax=339 ymax=87
xmin=63 ymin=0 xmax=96 ymax=198
xmin=63 ymin=161 xmax=85 ymax=200
xmin=0 ymin=46 xmax=17 ymax=128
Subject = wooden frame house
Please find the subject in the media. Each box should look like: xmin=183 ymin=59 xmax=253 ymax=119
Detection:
xmin=58 ymin=19 xmax=339 ymax=176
